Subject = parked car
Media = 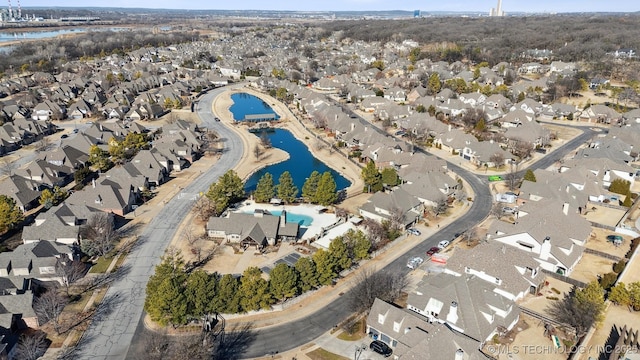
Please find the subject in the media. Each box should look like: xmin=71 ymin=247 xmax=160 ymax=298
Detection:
xmin=406 ymin=256 xmax=424 ymax=269
xmin=407 ymin=228 xmax=421 ymax=236
xmin=60 ymin=134 xmax=68 ymax=138
xmin=437 ymin=240 xmax=450 ymax=249
xmin=502 ymin=206 xmax=516 ymax=214
xmin=370 ymin=340 xmax=392 ymax=357
xmin=426 ymin=247 xmax=440 ymax=257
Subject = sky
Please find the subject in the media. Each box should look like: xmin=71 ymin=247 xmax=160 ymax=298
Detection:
xmin=21 ymin=0 xmax=639 ymax=13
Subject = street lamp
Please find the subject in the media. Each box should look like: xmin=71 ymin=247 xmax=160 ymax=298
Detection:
xmin=354 ymin=344 xmax=367 ymax=360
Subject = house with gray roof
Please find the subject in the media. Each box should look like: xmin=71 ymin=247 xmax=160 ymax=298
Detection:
xmin=399 ymin=171 xmax=458 ymax=208
xmin=0 ymin=290 xmax=38 ymax=330
xmin=444 ymin=242 xmax=545 ymax=301
xmin=0 ymin=241 xmax=73 ymax=286
xmin=206 ymin=210 xmax=299 ymax=248
xmin=406 ymin=272 xmax=520 ymax=343
xmin=358 ymin=188 xmax=423 ymax=228
xmin=13 ymin=159 xmax=73 ymax=189
xmin=487 ymin=199 xmax=591 ymax=276
xmin=65 ymin=180 xmax=135 ymax=217
xmin=0 ymin=175 xmax=42 ymax=212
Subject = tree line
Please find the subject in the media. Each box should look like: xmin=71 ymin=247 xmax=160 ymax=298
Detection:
xmin=145 ymin=229 xmax=372 ymax=327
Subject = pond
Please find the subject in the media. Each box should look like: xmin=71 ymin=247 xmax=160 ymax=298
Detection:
xmin=244 ymin=129 xmax=351 ymax=193
xmin=229 ymin=92 xmax=280 ymax=122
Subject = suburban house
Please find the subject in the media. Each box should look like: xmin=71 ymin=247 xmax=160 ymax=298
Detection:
xmin=399 ymin=171 xmax=459 ymax=208
xmin=487 ymin=200 xmax=591 ymax=276
xmin=358 ymin=188 xmax=423 ymax=228
xmin=406 ymin=272 xmax=520 ymax=343
xmin=366 ymin=298 xmax=488 ymax=360
xmin=0 ymin=241 xmax=74 ymax=286
xmin=444 ymin=242 xmax=546 ymax=301
xmin=206 ymin=210 xmax=299 ymax=248
xmin=0 ymin=175 xmax=43 ymax=212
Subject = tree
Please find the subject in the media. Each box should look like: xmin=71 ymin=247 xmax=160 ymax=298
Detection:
xmin=361 ymin=161 xmax=382 ymax=193
xmin=608 ymin=282 xmax=631 ymax=306
xmin=315 ymin=172 xmax=338 ymax=206
xmin=381 ymin=167 xmax=399 ymax=187
xmin=623 ymin=192 xmax=633 ymax=207
xmin=185 ymin=270 xmax=218 ymax=317
xmin=239 ymin=267 xmax=272 ymax=312
xmin=56 ymin=259 xmax=86 ymax=296
xmin=505 ymin=162 xmax=521 ymax=191
xmin=546 ymin=281 xmax=605 ymax=338
xmin=629 ymin=282 xmax=640 ymax=311
xmin=313 ymin=249 xmax=337 ymax=286
xmin=39 ymin=188 xmax=55 ymax=209
xmin=259 ymin=131 xmax=272 ymax=148
xmin=253 ymin=173 xmax=275 ymax=203
xmin=0 ymin=194 xmax=23 ymax=235
xmin=329 ymin=236 xmax=352 ymax=272
xmin=343 ymin=229 xmax=371 ymax=261
xmin=89 ymin=144 xmax=112 ymax=172
xmin=253 ymin=144 xmax=263 ymax=161
xmin=74 ymin=166 xmax=92 ymax=186
xmin=80 ymin=213 xmax=118 ymax=257
xmin=33 ymin=289 xmax=68 ymax=334
xmin=15 ymin=331 xmax=48 ymax=360
xmin=206 ymin=170 xmax=245 ymax=215
xmin=269 ymin=263 xmax=299 ymax=301
xmin=294 ymin=256 xmax=319 ymax=292
xmin=609 ymin=179 xmax=631 ymax=195
xmin=214 ymin=274 xmax=241 ymax=313
xmin=144 ymin=251 xmax=188 ymax=327
xmin=302 ymin=171 xmax=321 ymax=203
xmin=427 ymin=73 xmax=441 ymax=95
xmin=349 ymin=268 xmax=408 ymax=314
xmin=523 ymin=169 xmax=537 ymax=182
xmin=490 ymin=152 xmax=505 ymax=167
xmin=192 ymin=196 xmax=217 ymax=221
xmin=276 ymin=171 xmax=298 ymax=203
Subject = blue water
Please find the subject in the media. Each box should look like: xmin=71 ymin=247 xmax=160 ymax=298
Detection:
xmin=244 ymin=210 xmax=313 ymax=226
xmin=244 ymin=129 xmax=351 ymax=193
xmin=229 ymin=93 xmax=280 ymax=121
xmin=0 ymin=28 xmax=86 ymax=44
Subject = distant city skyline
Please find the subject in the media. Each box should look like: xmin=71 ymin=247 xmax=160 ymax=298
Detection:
xmin=14 ymin=1 xmax=639 ymax=13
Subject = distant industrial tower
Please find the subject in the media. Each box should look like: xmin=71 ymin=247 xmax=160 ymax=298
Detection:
xmin=490 ymin=0 xmax=505 ymax=16
xmin=413 ymin=9 xmax=421 ymax=18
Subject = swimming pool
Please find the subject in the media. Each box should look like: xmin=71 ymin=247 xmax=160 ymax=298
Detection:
xmin=244 ymin=210 xmax=313 ymax=226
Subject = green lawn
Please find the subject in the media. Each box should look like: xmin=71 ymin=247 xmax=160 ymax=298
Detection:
xmin=88 ymin=256 xmax=114 ymax=273
xmin=306 ymin=348 xmax=349 ymax=360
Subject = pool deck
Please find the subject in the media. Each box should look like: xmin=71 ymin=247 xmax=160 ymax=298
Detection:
xmin=233 ymin=200 xmax=339 ymax=240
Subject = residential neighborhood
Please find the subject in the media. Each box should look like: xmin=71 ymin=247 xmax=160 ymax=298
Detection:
xmin=0 ymin=10 xmax=638 ymax=360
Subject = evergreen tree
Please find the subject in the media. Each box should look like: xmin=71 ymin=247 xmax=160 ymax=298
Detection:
xmin=185 ymin=270 xmax=218 ymax=317
xmin=302 ymin=171 xmax=321 ymax=203
xmin=427 ymin=73 xmax=441 ymax=95
xmin=39 ymin=189 xmax=54 ymax=209
xmin=206 ymin=170 xmax=245 ymax=215
xmin=329 ymin=236 xmax=352 ymax=272
xmin=269 ymin=263 xmax=299 ymax=301
xmin=523 ymin=169 xmax=537 ymax=182
xmin=144 ymin=253 xmax=188 ymax=326
xmin=0 ymin=195 xmax=23 ymax=235
xmin=344 ymin=229 xmax=371 ymax=261
xmin=609 ymin=179 xmax=631 ymax=195
xmin=89 ymin=144 xmax=112 ymax=172
xmin=315 ymin=172 xmax=338 ymax=206
xmin=623 ymin=192 xmax=633 ymax=207
xmin=546 ymin=281 xmax=606 ymax=337
xmin=608 ymin=282 xmax=631 ymax=306
xmin=362 ymin=161 xmax=383 ymax=193
xmin=629 ymin=282 xmax=640 ymax=311
xmin=381 ymin=167 xmax=399 ymax=187
xmin=295 ymin=257 xmax=319 ymax=291
xmin=277 ymin=171 xmax=299 ymax=203
xmin=214 ymin=274 xmax=240 ymax=313
xmin=313 ymin=249 xmax=337 ymax=286
xmin=254 ymin=173 xmax=275 ymax=203
xmin=239 ymin=267 xmax=273 ymax=312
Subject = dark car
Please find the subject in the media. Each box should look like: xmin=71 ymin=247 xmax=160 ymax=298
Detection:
xmin=370 ymin=340 xmax=392 ymax=357
xmin=426 ymin=246 xmax=440 ymax=257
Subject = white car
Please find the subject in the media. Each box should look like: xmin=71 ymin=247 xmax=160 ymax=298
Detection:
xmin=437 ymin=240 xmax=450 ymax=249
xmin=407 ymin=228 xmax=421 ymax=236
xmin=407 ymin=257 xmax=424 ymax=269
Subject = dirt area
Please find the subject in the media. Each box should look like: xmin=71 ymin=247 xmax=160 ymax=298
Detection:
xmin=578 ymin=304 xmax=640 ymax=360
xmin=519 ymin=277 xmax=574 ymax=315
xmin=571 ymin=253 xmax=615 ymax=284
xmin=583 ymin=204 xmax=627 ymax=227
xmin=487 ymin=314 xmax=571 ymax=360
xmin=586 ymin=228 xmax=632 ymax=259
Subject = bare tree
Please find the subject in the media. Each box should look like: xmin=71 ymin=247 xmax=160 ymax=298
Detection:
xmin=349 ymin=267 xmax=408 ymax=314
xmin=56 ymin=259 xmax=87 ymax=296
xmin=490 ymin=202 xmax=504 ymax=219
xmin=15 ymin=330 xmax=49 ymax=360
xmin=253 ymin=144 xmax=262 ymax=161
xmin=363 ymin=218 xmax=385 ymax=244
xmin=0 ymin=158 xmax=16 ymax=176
xmin=388 ymin=206 xmax=405 ymax=231
xmin=433 ymin=197 xmax=449 ymax=217
xmin=193 ymin=196 xmax=216 ymax=221
xmin=511 ymin=138 xmax=534 ymax=160
xmin=505 ymin=162 xmax=521 ymax=191
xmin=259 ymin=131 xmax=271 ymax=148
xmin=33 ymin=289 xmax=68 ymax=334
xmin=461 ymin=227 xmax=478 ymax=246
xmin=35 ymin=137 xmax=55 ymax=153
xmin=489 ymin=152 xmax=505 ymax=167
xmin=80 ymin=213 xmax=119 ymax=258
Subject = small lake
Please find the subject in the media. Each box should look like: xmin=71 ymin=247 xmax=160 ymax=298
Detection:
xmin=244 ymin=129 xmax=351 ymax=193
xmin=229 ymin=93 xmax=280 ymax=122
xmin=0 ymin=28 xmax=87 ymax=44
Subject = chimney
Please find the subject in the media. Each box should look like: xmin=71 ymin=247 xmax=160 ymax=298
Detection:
xmin=562 ymin=202 xmax=569 ymax=216
xmin=446 ymin=301 xmax=458 ymax=324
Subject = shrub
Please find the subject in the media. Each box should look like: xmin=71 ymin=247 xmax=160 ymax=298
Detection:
xmin=613 ymin=260 xmax=627 ymax=274
xmin=551 ymin=288 xmax=561 ymax=294
xmin=546 ymin=296 xmax=559 ymax=300
xmin=599 ymin=272 xmax=618 ymax=291
xmin=626 ymin=237 xmax=640 ymax=259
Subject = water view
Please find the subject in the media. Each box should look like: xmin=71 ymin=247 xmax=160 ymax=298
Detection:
xmin=244 ymin=129 xmax=351 ymax=193
xmin=229 ymin=93 xmax=280 ymax=122
xmin=0 ymin=28 xmax=87 ymax=44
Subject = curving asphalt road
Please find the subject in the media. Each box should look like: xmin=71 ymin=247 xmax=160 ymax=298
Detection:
xmin=76 ymin=87 xmax=244 ymax=359
xmin=74 ymin=84 xmax=597 ymax=359
xmin=239 ymin=124 xmax=597 ymax=359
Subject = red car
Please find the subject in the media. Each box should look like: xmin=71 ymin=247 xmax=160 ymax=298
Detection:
xmin=426 ymin=247 xmax=440 ymax=257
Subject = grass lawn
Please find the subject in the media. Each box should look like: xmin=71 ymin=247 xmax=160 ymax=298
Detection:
xmin=306 ymin=348 xmax=349 ymax=360
xmin=337 ymin=318 xmax=366 ymax=341
xmin=88 ymin=256 xmax=114 ymax=273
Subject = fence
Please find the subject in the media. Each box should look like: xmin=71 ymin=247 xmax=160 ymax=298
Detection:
xmin=518 ymin=306 xmax=576 ymax=337
xmin=541 ymin=269 xmax=587 ymax=288
xmin=584 ymin=248 xmax=622 ymax=262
